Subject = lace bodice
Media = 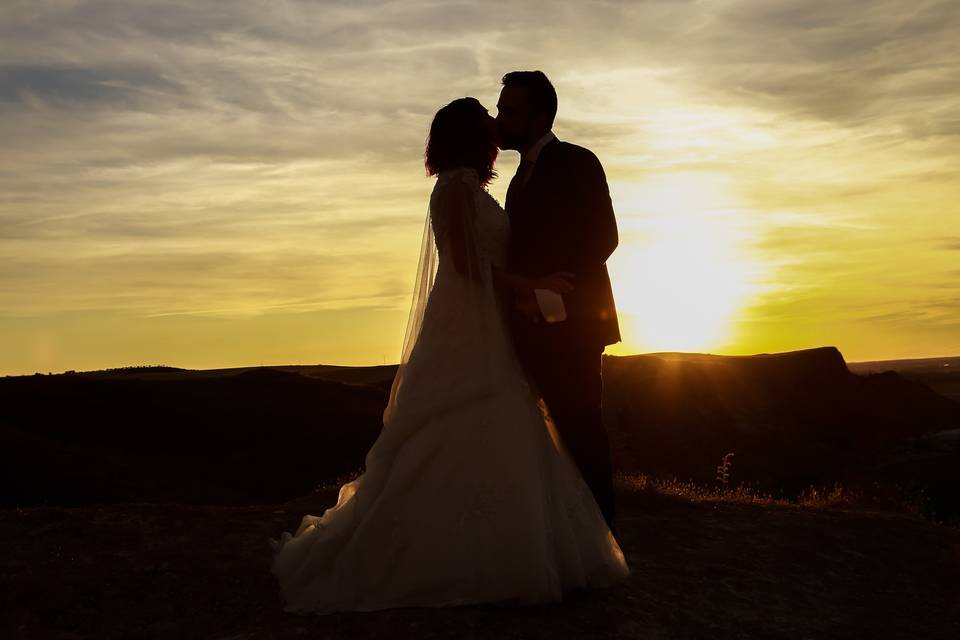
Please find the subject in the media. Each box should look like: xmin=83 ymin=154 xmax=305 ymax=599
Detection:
xmin=430 ymin=167 xmax=509 ymax=270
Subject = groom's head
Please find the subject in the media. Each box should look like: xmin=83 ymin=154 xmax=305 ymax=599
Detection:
xmin=496 ymin=70 xmax=557 ymax=152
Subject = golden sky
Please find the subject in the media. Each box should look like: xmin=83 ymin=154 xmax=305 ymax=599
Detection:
xmin=2 ymin=1 xmax=959 ymax=375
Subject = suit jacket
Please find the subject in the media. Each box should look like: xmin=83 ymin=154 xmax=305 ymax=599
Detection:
xmin=505 ymin=138 xmax=622 ymax=349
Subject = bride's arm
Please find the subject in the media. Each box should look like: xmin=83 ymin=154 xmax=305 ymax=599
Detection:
xmin=490 ymin=265 xmax=576 ymax=295
xmin=440 ymin=178 xmax=574 ymax=295
xmin=438 ymin=178 xmax=485 ymax=284
xmin=490 ymin=264 xmax=533 ymax=293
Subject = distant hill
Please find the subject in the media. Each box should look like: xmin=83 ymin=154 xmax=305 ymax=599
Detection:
xmin=2 ymin=346 xmax=958 ymax=522
xmin=848 ymin=354 xmax=960 ymax=403
xmin=603 ymin=347 xmax=960 ymax=523
xmin=0 ymin=368 xmax=386 ymax=506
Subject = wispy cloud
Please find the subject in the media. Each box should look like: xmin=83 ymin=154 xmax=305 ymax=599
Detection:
xmin=1 ymin=0 xmax=958 ymax=373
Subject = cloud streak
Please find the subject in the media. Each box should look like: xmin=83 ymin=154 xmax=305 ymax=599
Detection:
xmin=1 ymin=0 xmax=958 ymax=372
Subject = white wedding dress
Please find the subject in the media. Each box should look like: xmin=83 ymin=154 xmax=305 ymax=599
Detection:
xmin=269 ymin=167 xmax=630 ymax=614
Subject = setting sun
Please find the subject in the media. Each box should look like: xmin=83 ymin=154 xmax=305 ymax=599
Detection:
xmin=606 ymin=172 xmax=771 ymax=354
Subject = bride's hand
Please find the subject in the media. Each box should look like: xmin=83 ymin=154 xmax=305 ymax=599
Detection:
xmin=530 ymin=271 xmax=576 ymax=295
xmin=513 ymin=288 xmax=542 ymax=322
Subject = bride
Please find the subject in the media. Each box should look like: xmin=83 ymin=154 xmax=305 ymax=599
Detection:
xmin=269 ymin=97 xmax=630 ymax=614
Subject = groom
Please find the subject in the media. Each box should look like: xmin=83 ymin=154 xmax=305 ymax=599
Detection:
xmin=496 ymin=70 xmax=622 ymax=535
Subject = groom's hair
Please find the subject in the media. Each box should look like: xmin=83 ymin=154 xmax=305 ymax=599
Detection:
xmin=501 ymin=70 xmax=557 ymax=129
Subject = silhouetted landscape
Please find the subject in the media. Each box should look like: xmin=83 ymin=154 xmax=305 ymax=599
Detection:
xmin=3 ymin=346 xmax=959 ymax=637
xmin=4 ymin=346 xmax=959 ymax=522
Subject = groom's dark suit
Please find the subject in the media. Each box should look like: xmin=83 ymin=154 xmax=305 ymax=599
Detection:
xmin=505 ymin=135 xmax=620 ymax=529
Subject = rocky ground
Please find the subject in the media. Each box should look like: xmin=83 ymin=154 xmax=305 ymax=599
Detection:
xmin=3 ymin=486 xmax=959 ymax=640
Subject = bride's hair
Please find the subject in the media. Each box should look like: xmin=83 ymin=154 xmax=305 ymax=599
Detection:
xmin=424 ymin=97 xmax=498 ymax=187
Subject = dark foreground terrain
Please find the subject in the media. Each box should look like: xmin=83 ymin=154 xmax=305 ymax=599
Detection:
xmin=3 ymin=347 xmax=959 ymax=638
xmin=3 ymin=483 xmax=959 ymax=640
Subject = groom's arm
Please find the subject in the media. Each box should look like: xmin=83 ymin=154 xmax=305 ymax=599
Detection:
xmin=566 ymin=149 xmax=618 ymax=274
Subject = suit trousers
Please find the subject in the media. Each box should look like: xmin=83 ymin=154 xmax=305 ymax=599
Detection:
xmin=513 ymin=331 xmax=617 ymax=529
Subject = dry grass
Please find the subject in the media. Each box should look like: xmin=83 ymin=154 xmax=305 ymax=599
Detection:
xmin=314 ymin=465 xmax=931 ymax=522
xmin=613 ymin=471 xmax=930 ymax=517
xmin=317 ymin=440 xmax=959 ymax=523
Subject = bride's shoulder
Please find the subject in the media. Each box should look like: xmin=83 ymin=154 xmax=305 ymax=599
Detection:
xmin=436 ymin=166 xmax=480 ymax=184
xmin=432 ymin=167 xmax=503 ymax=210
xmin=432 ymin=168 xmax=482 ymax=201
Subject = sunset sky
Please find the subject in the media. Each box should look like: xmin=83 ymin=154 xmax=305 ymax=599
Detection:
xmin=2 ymin=1 xmax=958 ymax=376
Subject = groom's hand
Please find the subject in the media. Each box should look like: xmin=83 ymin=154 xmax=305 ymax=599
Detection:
xmin=532 ymin=271 xmax=576 ymax=295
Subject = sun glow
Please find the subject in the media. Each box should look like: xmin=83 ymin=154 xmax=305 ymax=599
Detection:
xmin=607 ymin=172 xmax=770 ymax=354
